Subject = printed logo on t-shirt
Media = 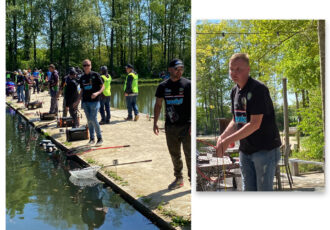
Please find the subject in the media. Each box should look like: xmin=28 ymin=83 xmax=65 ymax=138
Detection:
xmin=234 ymin=96 xmax=247 ymax=125
xmin=82 ymin=79 xmax=92 ymax=90
xmin=167 ymin=106 xmax=179 ymax=123
xmin=166 ymin=98 xmax=183 ymax=105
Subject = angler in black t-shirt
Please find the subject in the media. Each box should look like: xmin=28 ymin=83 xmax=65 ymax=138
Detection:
xmin=216 ymin=53 xmax=281 ymax=191
xmin=154 ymin=58 xmax=191 ymax=190
xmin=15 ymin=72 xmax=25 ymax=103
xmin=57 ymin=67 xmax=80 ymax=128
xmin=75 ymin=59 xmax=104 ymax=146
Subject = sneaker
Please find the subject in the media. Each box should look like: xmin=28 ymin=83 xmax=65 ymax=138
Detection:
xmin=168 ymin=177 xmax=184 ymax=190
xmin=95 ymin=139 xmax=103 ymax=147
xmin=105 ymin=120 xmax=110 ymax=124
xmin=99 ymin=120 xmax=106 ymax=125
xmin=124 ymin=117 xmax=133 ymax=121
xmin=134 ymin=115 xmax=139 ymax=121
xmin=88 ymin=139 xmax=95 ymax=145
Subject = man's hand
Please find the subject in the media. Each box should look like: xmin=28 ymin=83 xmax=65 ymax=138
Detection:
xmin=215 ymin=138 xmax=230 ymax=158
xmin=124 ymin=93 xmax=128 ymax=96
xmin=153 ymin=123 xmax=159 ymax=135
xmin=91 ymin=92 xmax=98 ymax=99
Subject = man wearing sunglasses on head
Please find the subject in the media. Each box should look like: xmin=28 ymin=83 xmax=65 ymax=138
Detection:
xmin=75 ymin=59 xmax=104 ymax=146
xmin=153 ymin=58 xmax=191 ymax=190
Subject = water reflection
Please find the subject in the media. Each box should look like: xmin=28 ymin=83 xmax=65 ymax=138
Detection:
xmin=111 ymin=84 xmax=164 ymax=119
xmin=6 ymin=107 xmax=158 ymax=230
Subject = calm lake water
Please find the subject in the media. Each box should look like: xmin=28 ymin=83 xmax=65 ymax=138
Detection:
xmin=111 ymin=83 xmax=164 ymax=119
xmin=6 ymin=107 xmax=159 ymax=230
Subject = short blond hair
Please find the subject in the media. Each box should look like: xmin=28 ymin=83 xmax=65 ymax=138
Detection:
xmin=229 ymin=53 xmax=249 ymax=66
xmin=82 ymin=59 xmax=91 ymax=65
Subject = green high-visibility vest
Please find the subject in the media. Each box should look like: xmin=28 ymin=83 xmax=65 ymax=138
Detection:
xmin=124 ymin=72 xmax=138 ymax=93
xmin=101 ymin=74 xmax=112 ymax=96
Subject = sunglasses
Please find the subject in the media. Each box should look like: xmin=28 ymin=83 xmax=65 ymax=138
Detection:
xmin=83 ymin=64 xmax=90 ymax=67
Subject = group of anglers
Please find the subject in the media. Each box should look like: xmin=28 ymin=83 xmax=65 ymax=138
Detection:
xmin=8 ymin=68 xmax=48 ymax=105
xmin=8 ymin=60 xmax=139 ymax=147
xmin=7 ymin=58 xmax=191 ymax=191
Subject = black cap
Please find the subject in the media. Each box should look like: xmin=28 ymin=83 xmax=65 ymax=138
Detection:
xmin=125 ymin=64 xmax=134 ymax=69
xmin=100 ymin=66 xmax=108 ymax=72
xmin=69 ymin=67 xmax=77 ymax=75
xmin=169 ymin=59 xmax=184 ymax=68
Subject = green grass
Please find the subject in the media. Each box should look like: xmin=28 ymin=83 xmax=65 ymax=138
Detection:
xmin=140 ymin=196 xmax=152 ymax=204
xmin=156 ymin=202 xmax=190 ymax=227
xmin=105 ymin=170 xmax=129 ymax=186
xmin=86 ymin=158 xmax=96 ymax=164
xmin=63 ymin=141 xmax=72 ymax=146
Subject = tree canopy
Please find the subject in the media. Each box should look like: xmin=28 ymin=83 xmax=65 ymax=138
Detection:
xmin=6 ymin=0 xmax=191 ymax=78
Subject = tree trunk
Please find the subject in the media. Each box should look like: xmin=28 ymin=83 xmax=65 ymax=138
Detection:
xmin=33 ymin=34 xmax=37 ymax=65
xmin=110 ymin=0 xmax=115 ymax=70
xmin=163 ymin=1 xmax=167 ymax=67
xmin=49 ymin=6 xmax=54 ymax=63
xmin=13 ymin=0 xmax=18 ymax=69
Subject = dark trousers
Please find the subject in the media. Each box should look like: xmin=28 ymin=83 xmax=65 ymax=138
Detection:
xmin=49 ymin=88 xmax=58 ymax=114
xmin=68 ymin=102 xmax=79 ymax=128
xmin=62 ymin=97 xmax=68 ymax=117
xmin=165 ymin=124 xmax=191 ymax=180
xmin=33 ymin=79 xmax=40 ymax=93
xmin=24 ymin=87 xmax=30 ymax=104
xmin=100 ymin=96 xmax=111 ymax=122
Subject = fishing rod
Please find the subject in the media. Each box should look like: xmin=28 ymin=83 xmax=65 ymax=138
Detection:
xmin=103 ymin=159 xmax=152 ymax=168
xmin=66 ymin=145 xmax=130 ymax=157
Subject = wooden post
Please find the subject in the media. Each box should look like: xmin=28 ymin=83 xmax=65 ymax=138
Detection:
xmin=283 ymin=78 xmax=289 ymax=148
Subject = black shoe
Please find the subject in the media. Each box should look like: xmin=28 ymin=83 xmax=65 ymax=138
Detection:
xmin=88 ymin=139 xmax=95 ymax=145
xmin=168 ymin=177 xmax=184 ymax=190
xmin=124 ymin=117 xmax=133 ymax=121
xmin=95 ymin=139 xmax=103 ymax=147
xmin=99 ymin=120 xmax=106 ymax=125
xmin=105 ymin=120 xmax=110 ymax=124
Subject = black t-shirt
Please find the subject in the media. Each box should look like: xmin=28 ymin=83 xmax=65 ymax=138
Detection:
xmin=49 ymin=70 xmax=59 ymax=88
xmin=79 ymin=71 xmax=103 ymax=102
xmin=155 ymin=77 xmax=191 ymax=126
xmin=65 ymin=76 xmax=79 ymax=106
xmin=16 ymin=75 xmax=25 ymax=86
xmin=60 ymin=75 xmax=67 ymax=90
xmin=231 ymin=77 xmax=281 ymax=154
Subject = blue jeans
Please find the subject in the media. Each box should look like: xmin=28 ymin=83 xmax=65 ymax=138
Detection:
xmin=17 ymin=85 xmax=25 ymax=102
xmin=99 ymin=96 xmax=111 ymax=122
xmin=82 ymin=101 xmax=102 ymax=140
xmin=125 ymin=95 xmax=139 ymax=119
xmin=239 ymin=147 xmax=281 ymax=191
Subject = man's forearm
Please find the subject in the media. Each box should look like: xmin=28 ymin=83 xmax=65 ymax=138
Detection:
xmin=224 ymin=121 xmax=260 ymax=144
xmin=153 ymin=104 xmax=162 ymax=125
xmin=96 ymin=85 xmax=104 ymax=96
xmin=220 ymin=119 xmax=237 ymax=140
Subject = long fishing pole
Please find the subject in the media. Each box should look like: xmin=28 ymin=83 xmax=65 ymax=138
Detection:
xmin=66 ymin=145 xmax=130 ymax=157
xmin=102 ymin=159 xmax=152 ymax=168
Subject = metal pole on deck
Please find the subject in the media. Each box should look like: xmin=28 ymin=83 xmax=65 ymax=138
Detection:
xmin=283 ymin=78 xmax=289 ymax=148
